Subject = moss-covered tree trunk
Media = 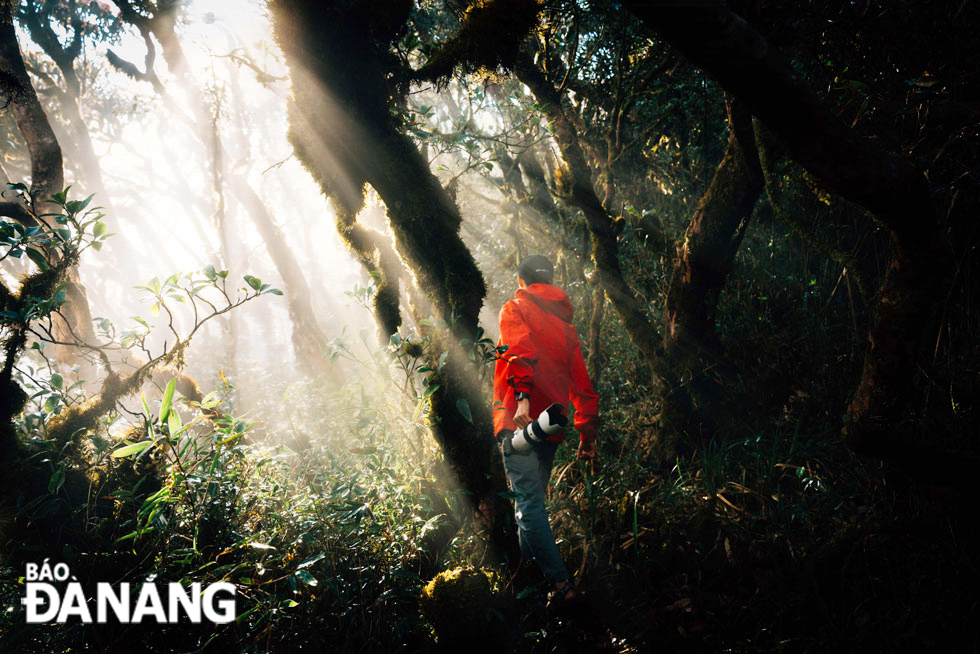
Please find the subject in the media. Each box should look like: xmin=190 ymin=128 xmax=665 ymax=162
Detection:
xmin=623 ymin=2 xmax=951 ymax=461
xmin=660 ymin=95 xmax=762 ymax=451
xmin=19 ymin=6 xmax=113 ymax=213
xmin=515 ymin=56 xmax=684 ymax=396
xmin=0 ymin=161 xmax=31 ymax=222
xmin=0 ymin=10 xmax=98 ymax=376
xmin=20 ymin=2 xmax=177 ymax=287
xmin=268 ymin=0 xmax=515 ymax=568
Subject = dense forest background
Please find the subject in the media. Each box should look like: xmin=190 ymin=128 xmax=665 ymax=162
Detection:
xmin=1 ymin=0 xmax=978 ymax=652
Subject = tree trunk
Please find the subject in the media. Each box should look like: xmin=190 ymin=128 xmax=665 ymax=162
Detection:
xmin=0 ymin=13 xmax=97 ymax=374
xmin=111 ymin=0 xmax=340 ymax=373
xmin=19 ymin=7 xmax=106 ymax=200
xmin=18 ymin=4 xmax=159 ymax=281
xmin=621 ymin=2 xmax=951 ymax=459
xmin=1 ymin=18 xmax=63 ymax=203
xmin=227 ymin=177 xmax=336 ymax=372
xmin=209 ymin=102 xmax=239 ymax=379
xmin=515 ymin=57 xmax=682 ymax=394
xmin=332 ymin=202 xmax=403 ymax=341
xmin=0 ymin=160 xmax=31 ymax=223
xmin=660 ymin=94 xmax=762 ymax=451
xmin=586 ymin=287 xmax=605 ymax=383
xmin=268 ymin=0 xmax=516 ymax=568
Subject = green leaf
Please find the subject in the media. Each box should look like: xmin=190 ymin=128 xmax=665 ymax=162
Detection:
xmin=44 ymin=395 xmax=60 ymax=413
xmin=50 ymin=373 xmax=62 ymax=390
xmin=159 ymin=378 xmax=176 ymax=423
xmin=456 ymin=398 xmax=473 ymax=423
xmin=167 ymin=407 xmax=182 ymax=437
xmin=111 ymin=441 xmax=153 ymax=458
xmin=411 ymin=398 xmax=425 ymax=423
xmin=51 ymin=188 xmax=69 ymax=205
xmin=115 ymin=526 xmax=155 ymax=543
xmin=48 ymin=468 xmax=65 ymax=494
xmin=244 ymin=275 xmax=262 ymax=290
xmin=264 ymin=288 xmax=283 ymax=295
xmin=203 ymin=264 xmax=217 ymax=281
xmin=25 ymin=248 xmax=49 ymax=272
xmin=66 ymin=194 xmax=93 ymax=213
xmin=217 ymin=431 xmax=243 ymax=446
xmin=296 ymin=552 xmax=327 ymax=570
xmin=93 ymin=221 xmax=107 ymax=238
xmin=294 ymin=570 xmax=318 ymax=586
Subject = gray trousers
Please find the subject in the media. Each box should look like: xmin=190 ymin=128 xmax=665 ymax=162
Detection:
xmin=501 ymin=435 xmax=569 ymax=584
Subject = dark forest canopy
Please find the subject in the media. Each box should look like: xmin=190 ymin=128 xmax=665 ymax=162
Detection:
xmin=1 ymin=0 xmax=978 ymax=651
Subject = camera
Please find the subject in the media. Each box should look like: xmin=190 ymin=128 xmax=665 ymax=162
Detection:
xmin=502 ymin=403 xmax=568 ymax=454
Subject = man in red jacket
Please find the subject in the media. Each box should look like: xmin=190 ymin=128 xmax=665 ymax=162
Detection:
xmin=493 ymin=254 xmax=599 ymax=607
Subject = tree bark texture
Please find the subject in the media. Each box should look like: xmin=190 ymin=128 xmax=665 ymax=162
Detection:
xmin=660 ymin=94 xmax=762 ymax=448
xmin=0 ymin=17 xmax=62 ymax=203
xmin=515 ymin=57 xmax=682 ymax=392
xmin=0 ymin=13 xmax=98 ymax=372
xmin=333 ymin=203 xmax=403 ymax=340
xmin=19 ymin=6 xmax=112 ymax=209
xmin=586 ymin=287 xmax=605 ymax=384
xmin=0 ymin=161 xmax=32 ymax=223
xmin=623 ymin=1 xmax=950 ymax=458
xmin=268 ymin=0 xmax=515 ymax=568
xmin=664 ymin=96 xmax=761 ymax=366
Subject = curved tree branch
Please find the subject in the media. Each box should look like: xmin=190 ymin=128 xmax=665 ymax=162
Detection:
xmin=622 ymin=1 xmax=952 ymax=459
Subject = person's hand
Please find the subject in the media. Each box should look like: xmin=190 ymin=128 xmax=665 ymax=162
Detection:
xmin=514 ymin=398 xmax=531 ymax=429
xmin=577 ymin=439 xmax=596 ymax=461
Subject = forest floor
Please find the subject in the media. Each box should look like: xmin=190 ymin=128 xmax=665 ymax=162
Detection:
xmin=501 ymin=429 xmax=980 ymax=654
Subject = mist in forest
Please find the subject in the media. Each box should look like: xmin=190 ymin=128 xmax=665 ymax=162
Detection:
xmin=1 ymin=1 xmax=978 ymax=652
xmin=1 ymin=0 xmax=539 ymax=433
xmin=9 ymin=1 xmax=367 ymax=387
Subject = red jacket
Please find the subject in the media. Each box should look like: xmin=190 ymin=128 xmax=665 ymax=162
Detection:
xmin=493 ymin=283 xmax=599 ymax=443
